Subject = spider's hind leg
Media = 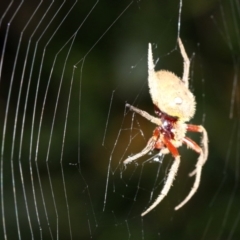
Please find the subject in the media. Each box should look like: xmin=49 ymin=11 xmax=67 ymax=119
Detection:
xmin=178 ymin=38 xmax=190 ymax=88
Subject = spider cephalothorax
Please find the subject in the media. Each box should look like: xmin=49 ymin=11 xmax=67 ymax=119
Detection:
xmin=124 ymin=38 xmax=208 ymax=216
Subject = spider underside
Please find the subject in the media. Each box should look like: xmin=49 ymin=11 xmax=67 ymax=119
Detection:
xmin=123 ymin=38 xmax=208 ymax=217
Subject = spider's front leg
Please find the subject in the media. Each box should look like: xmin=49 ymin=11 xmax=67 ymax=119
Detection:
xmin=174 ymin=124 xmax=208 ymax=210
xmin=123 ymin=104 xmax=162 ymax=165
xmin=186 ymin=124 xmax=208 ymax=176
xmin=123 ymin=136 xmax=156 ymax=165
xmin=141 ymin=136 xmax=180 ymax=216
xmin=123 ymin=127 xmax=163 ymax=165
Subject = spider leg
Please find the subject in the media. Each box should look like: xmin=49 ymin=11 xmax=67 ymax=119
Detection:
xmin=126 ymin=104 xmax=161 ymax=126
xmin=123 ymin=105 xmax=162 ymax=165
xmin=124 ymin=127 xmax=162 ymax=165
xmin=148 ymin=43 xmax=155 ymax=72
xmin=187 ymin=124 xmax=209 ymax=176
xmin=174 ymin=136 xmax=205 ymax=210
xmin=123 ymin=136 xmax=156 ymax=165
xmin=141 ymin=137 xmax=180 ymax=216
xmin=178 ymin=38 xmax=190 ymax=88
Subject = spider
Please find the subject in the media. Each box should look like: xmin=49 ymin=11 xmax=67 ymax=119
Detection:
xmin=123 ymin=38 xmax=208 ymax=216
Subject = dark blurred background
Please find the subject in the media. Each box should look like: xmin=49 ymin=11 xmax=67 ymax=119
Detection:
xmin=0 ymin=0 xmax=240 ymax=239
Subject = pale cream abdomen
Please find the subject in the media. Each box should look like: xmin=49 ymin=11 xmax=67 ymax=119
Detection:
xmin=148 ymin=70 xmax=196 ymax=121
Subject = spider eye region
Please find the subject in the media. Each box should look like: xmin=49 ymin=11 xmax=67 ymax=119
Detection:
xmin=148 ymin=70 xmax=196 ymax=121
